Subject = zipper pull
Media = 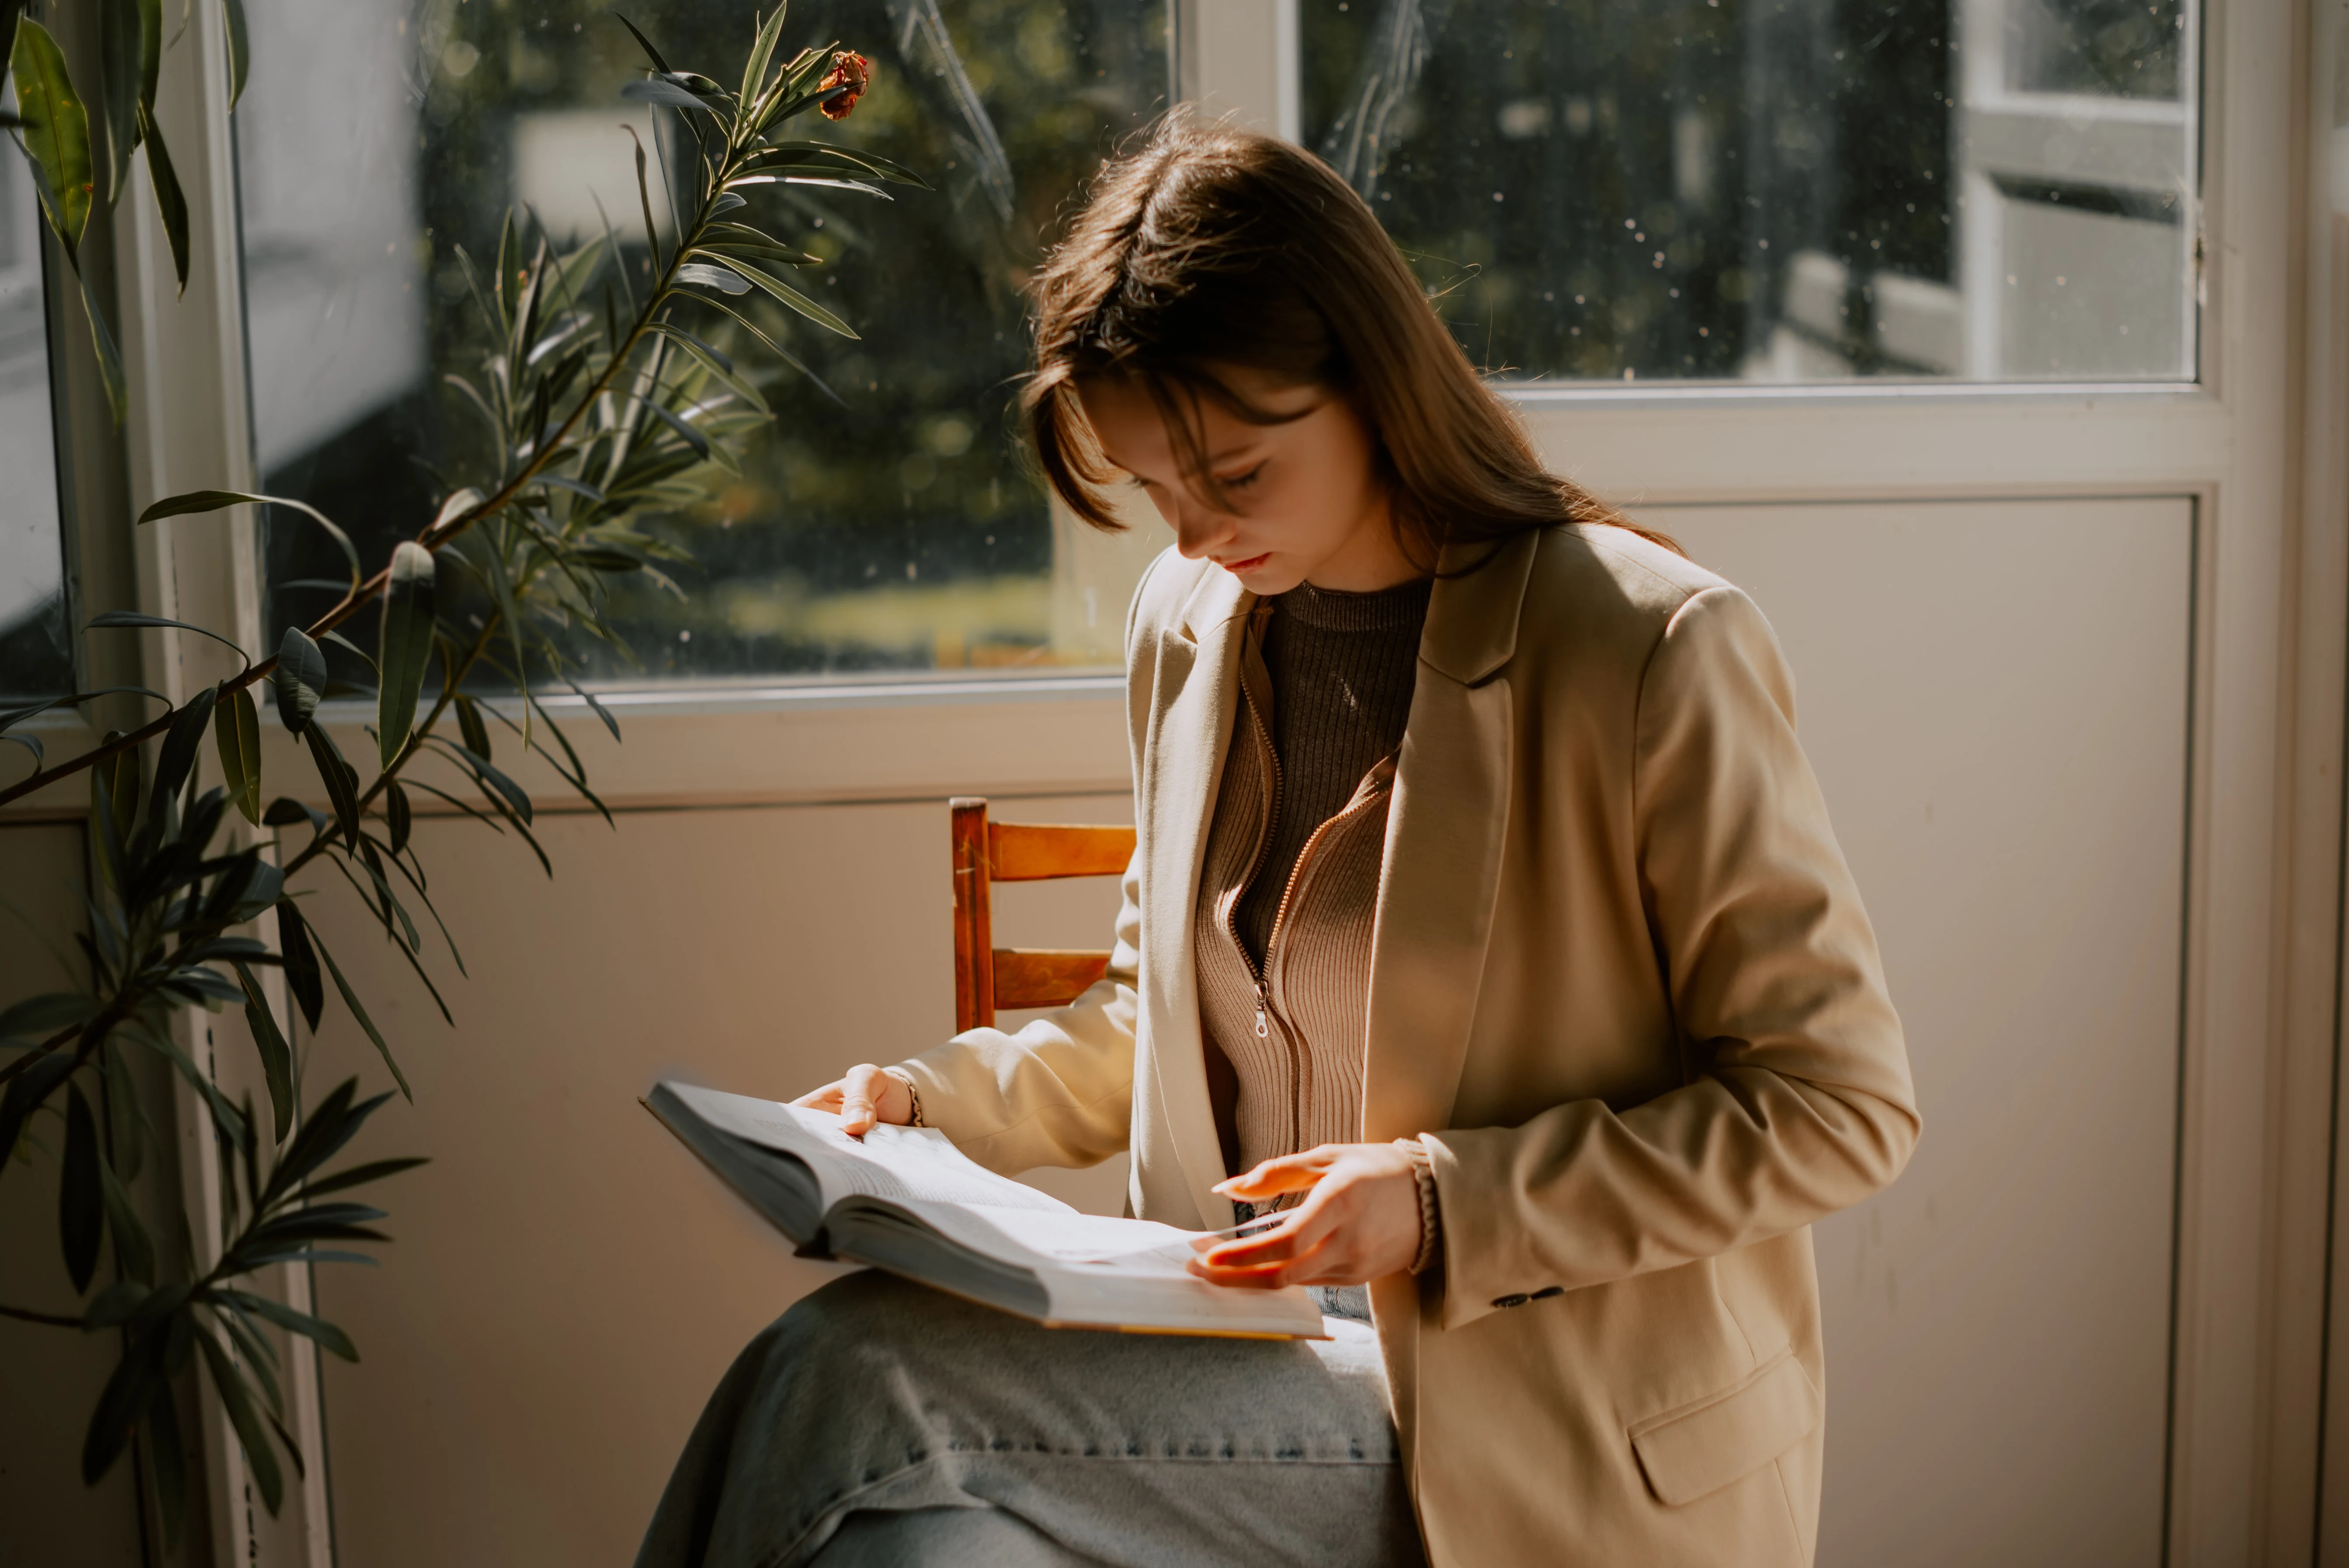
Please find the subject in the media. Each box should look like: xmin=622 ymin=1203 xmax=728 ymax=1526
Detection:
xmin=1254 ymin=980 xmax=1270 ymax=1039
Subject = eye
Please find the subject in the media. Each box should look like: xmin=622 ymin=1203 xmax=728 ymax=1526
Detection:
xmin=1219 ymin=462 xmax=1268 ymax=492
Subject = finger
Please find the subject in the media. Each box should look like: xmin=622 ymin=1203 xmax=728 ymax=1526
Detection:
xmin=791 ymin=1082 xmax=846 ymax=1111
xmin=1190 ymin=1234 xmax=1335 ymax=1290
xmin=1214 ymin=1154 xmax=1329 ymax=1200
xmin=1200 ymin=1202 xmax=1336 ymax=1270
xmin=838 ymin=1066 xmax=880 ymax=1135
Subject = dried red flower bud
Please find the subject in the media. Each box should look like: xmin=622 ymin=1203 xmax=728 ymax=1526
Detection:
xmin=816 ymin=51 xmax=871 ymax=121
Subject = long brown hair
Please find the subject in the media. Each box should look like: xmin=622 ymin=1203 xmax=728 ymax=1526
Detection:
xmin=1022 ymin=111 xmax=1678 ymax=565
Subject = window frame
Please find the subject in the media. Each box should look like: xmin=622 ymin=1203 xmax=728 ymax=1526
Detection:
xmin=9 ymin=0 xmax=2333 ymax=1561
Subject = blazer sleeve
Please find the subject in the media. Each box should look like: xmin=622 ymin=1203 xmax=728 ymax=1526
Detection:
xmin=884 ymin=549 xmax=1183 ymax=1176
xmin=1425 ymin=585 xmax=1921 ymax=1320
xmin=888 ymin=851 xmax=1142 ymax=1175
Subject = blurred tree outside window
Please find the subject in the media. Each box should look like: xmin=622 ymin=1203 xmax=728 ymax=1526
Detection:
xmin=0 ymin=60 xmax=72 ymax=704
xmin=238 ymin=0 xmax=1170 ymax=688
xmin=1303 ymin=0 xmax=2196 ymax=385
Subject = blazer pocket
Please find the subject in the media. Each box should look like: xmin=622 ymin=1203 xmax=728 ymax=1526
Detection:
xmin=1628 ymin=1348 xmax=1822 ymax=1507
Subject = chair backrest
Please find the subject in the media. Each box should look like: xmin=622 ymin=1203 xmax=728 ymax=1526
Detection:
xmin=949 ymin=797 xmax=1137 ymax=1033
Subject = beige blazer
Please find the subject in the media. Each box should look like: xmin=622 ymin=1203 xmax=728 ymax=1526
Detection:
xmin=896 ymin=523 xmax=1920 ymax=1566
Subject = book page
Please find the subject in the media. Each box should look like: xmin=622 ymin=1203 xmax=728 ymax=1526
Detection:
xmin=657 ymin=1084 xmax=1073 ymax=1215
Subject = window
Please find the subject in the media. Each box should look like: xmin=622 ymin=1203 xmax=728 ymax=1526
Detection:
xmin=1300 ymin=0 xmax=2197 ymax=382
xmin=0 ymin=79 xmax=71 ymax=704
xmin=237 ymin=0 xmax=1170 ymax=687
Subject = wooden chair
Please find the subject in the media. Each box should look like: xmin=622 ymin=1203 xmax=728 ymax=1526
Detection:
xmin=950 ymin=797 xmax=1137 ymax=1032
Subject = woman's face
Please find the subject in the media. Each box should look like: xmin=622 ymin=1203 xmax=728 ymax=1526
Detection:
xmin=1079 ymin=367 xmax=1423 ymax=595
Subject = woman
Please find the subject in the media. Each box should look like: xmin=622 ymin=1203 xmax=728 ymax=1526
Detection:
xmin=637 ymin=115 xmax=1918 ymax=1568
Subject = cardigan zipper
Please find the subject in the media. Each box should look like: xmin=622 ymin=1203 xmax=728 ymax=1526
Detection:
xmin=1227 ymin=672 xmax=1397 ymax=1157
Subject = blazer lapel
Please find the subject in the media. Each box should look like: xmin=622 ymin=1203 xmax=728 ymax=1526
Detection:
xmin=1362 ymin=533 xmax=1539 ymax=1143
xmin=1138 ymin=564 xmax=1251 ymax=1228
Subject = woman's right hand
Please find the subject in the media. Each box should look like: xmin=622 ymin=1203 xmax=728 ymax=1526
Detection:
xmin=791 ymin=1064 xmax=914 ymax=1138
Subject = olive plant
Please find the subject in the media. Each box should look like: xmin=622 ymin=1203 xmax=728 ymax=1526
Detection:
xmin=0 ymin=6 xmax=910 ymax=1543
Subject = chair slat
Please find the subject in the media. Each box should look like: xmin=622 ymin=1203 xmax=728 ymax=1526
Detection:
xmin=988 ymin=822 xmax=1136 ymax=882
xmin=991 ymin=947 xmax=1114 ymax=1011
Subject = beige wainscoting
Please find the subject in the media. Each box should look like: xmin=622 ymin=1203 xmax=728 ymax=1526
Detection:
xmin=291 ymin=783 xmax=1132 ymax=1568
xmin=1654 ymin=496 xmax=2193 ymax=1567
xmin=0 ymin=822 xmax=152 ymax=1568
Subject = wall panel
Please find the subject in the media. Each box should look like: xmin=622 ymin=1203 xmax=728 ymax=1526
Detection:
xmin=1652 ymin=496 xmax=2194 ymax=1566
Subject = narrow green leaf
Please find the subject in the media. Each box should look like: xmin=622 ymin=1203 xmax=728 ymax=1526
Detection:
xmin=274 ymin=900 xmax=323 ymax=1031
xmin=146 ymin=1380 xmax=189 ymax=1550
xmin=1 ymin=1050 xmax=78 ymax=1175
xmin=274 ymin=626 xmax=326 ymax=733
xmin=74 ymin=266 xmax=128 ymax=426
xmin=101 ymin=1036 xmax=145 ymax=1183
xmin=385 ymin=778 xmax=412 ymax=857
xmin=61 ymin=1081 xmax=104 ymax=1293
xmin=645 ymin=399 xmax=710 ymax=460
xmin=87 ymin=610 xmax=251 ymax=667
xmin=673 ymin=263 xmax=749 ymax=298
xmin=150 ymin=684 xmax=219 ymax=819
xmin=0 ymin=990 xmax=98 ymax=1041
xmin=614 ymin=12 xmax=673 ymax=74
xmin=83 ymin=1324 xmax=164 ymax=1486
xmin=452 ymin=692 xmax=491 ymax=760
xmin=137 ymin=104 xmax=189 ymax=293
xmin=220 ymin=1289 xmax=359 ymax=1361
xmin=703 ymin=253 xmax=855 ymax=336
xmin=97 ymin=1155 xmax=154 ymax=1284
xmin=134 ymin=0 xmax=160 ymax=110
xmin=218 ymin=0 xmax=249 ymax=110
xmin=141 ymin=492 xmax=360 ymax=591
xmin=235 ymin=963 xmax=294 ymax=1145
xmin=262 ymin=795 xmax=324 ymax=831
xmin=741 ymin=3 xmax=791 ymax=101
xmin=354 ymin=839 xmax=420 ymax=954
xmin=441 ymin=741 xmax=532 ymax=825
xmin=13 ymin=21 xmax=92 ymax=256
xmin=626 ymin=124 xmax=662 ymax=267
xmin=311 ymin=932 xmax=410 ymax=1100
xmin=679 ymin=291 xmax=840 ymax=404
xmin=100 ymin=0 xmax=141 ymax=201
xmin=430 ymin=486 xmax=482 ymax=533
xmin=749 ymin=139 xmax=931 ymax=188
xmin=194 ymin=1323 xmax=284 ymax=1514
xmin=294 ymin=1155 xmax=427 ymax=1203
xmin=304 ymin=724 xmax=361 ymax=852
xmin=620 ymin=77 xmax=712 ymax=113
xmin=376 ymin=542 xmax=436 ymax=769
xmin=212 ymin=685 xmax=261 ymax=824
xmin=647 ymin=320 xmax=770 ymax=415
xmin=98 ymin=733 xmax=140 ymax=848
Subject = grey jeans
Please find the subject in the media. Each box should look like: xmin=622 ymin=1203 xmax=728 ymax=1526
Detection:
xmin=633 ymin=1271 xmax=1427 ymax=1568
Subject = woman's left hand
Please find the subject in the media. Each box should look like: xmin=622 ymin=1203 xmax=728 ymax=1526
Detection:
xmin=1187 ymin=1142 xmax=1423 ymax=1289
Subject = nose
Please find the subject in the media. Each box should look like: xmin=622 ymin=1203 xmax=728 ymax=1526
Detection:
xmin=1166 ymin=491 xmax=1236 ymax=562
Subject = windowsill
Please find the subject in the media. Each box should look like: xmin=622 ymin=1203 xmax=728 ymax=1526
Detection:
xmin=1501 ymin=378 xmax=2207 ymax=410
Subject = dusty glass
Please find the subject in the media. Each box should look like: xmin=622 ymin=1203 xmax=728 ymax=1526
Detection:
xmin=1300 ymin=0 xmax=2198 ymax=382
xmin=0 ymin=76 xmax=72 ymax=704
xmin=237 ymin=0 xmax=1169 ymax=687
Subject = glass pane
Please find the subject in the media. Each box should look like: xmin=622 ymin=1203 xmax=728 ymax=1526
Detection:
xmin=0 ymin=66 xmax=72 ymax=704
xmin=1300 ymin=0 xmax=2196 ymax=383
xmin=238 ymin=0 xmax=1169 ymax=688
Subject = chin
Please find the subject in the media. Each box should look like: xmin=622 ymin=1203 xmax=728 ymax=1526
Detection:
xmin=1221 ymin=556 xmax=1306 ymax=595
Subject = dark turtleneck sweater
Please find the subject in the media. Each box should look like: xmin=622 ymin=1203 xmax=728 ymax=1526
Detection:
xmin=1231 ymin=575 xmax=1434 ymax=964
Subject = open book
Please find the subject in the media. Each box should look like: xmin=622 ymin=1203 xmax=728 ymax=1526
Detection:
xmin=645 ymin=1082 xmax=1327 ymax=1339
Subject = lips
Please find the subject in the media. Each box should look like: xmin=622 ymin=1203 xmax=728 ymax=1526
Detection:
xmin=1220 ymin=553 xmax=1272 ymax=573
